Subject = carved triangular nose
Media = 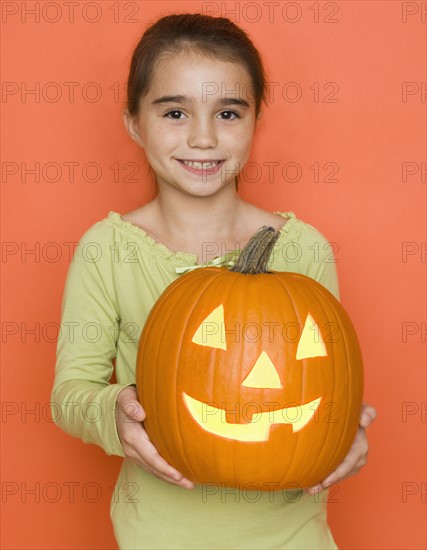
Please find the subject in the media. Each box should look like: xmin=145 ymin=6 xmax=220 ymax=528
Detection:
xmin=241 ymin=351 xmax=283 ymax=389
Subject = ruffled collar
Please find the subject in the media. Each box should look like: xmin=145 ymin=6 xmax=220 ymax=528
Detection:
xmin=107 ymin=210 xmax=297 ymax=267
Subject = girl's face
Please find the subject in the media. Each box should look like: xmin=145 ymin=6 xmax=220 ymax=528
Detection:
xmin=125 ymin=50 xmax=259 ymax=198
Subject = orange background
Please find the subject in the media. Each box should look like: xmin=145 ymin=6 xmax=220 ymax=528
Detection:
xmin=1 ymin=1 xmax=425 ymax=549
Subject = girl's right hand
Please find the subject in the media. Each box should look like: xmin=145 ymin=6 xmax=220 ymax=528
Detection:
xmin=115 ymin=386 xmax=194 ymax=489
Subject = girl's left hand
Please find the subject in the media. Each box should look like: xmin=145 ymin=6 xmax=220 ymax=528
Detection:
xmin=304 ymin=402 xmax=377 ymax=495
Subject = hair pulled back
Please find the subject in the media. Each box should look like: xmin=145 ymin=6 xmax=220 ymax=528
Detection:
xmin=125 ymin=12 xmax=267 ymax=118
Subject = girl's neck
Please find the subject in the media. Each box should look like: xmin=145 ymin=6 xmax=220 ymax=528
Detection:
xmin=151 ymin=187 xmax=247 ymax=242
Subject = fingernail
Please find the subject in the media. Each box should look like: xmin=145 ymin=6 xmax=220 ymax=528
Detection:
xmin=182 ymin=480 xmax=193 ymax=489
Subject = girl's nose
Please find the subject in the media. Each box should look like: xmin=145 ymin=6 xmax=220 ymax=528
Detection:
xmin=187 ymin=117 xmax=218 ymax=149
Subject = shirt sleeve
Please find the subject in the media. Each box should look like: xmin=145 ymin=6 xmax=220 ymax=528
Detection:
xmin=298 ymin=221 xmax=340 ymax=301
xmin=50 ymin=223 xmax=135 ymax=457
xmin=270 ymin=216 xmax=341 ymax=301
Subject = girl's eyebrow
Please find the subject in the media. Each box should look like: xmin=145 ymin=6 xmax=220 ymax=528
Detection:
xmin=218 ymin=97 xmax=250 ymax=108
xmin=151 ymin=95 xmax=190 ymax=105
xmin=151 ymin=95 xmax=250 ymax=108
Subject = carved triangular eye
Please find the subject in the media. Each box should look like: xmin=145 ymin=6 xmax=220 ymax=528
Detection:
xmin=296 ymin=313 xmax=327 ymax=360
xmin=192 ymin=305 xmax=226 ymax=350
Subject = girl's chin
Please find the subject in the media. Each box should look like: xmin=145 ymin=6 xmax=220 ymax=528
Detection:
xmin=167 ymin=181 xmax=235 ymax=198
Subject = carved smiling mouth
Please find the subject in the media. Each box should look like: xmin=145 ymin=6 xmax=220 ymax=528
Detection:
xmin=182 ymin=392 xmax=322 ymax=442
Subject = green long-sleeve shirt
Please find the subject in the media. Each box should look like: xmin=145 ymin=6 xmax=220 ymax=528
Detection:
xmin=51 ymin=210 xmax=340 ymax=549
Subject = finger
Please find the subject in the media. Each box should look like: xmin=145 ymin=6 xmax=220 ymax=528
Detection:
xmin=140 ymin=437 xmax=182 ymax=478
xmin=135 ymin=456 xmax=194 ymax=488
xmin=305 ymin=431 xmax=368 ymax=494
xmin=321 ymin=456 xmax=366 ymax=488
xmin=305 ymin=483 xmax=328 ymax=495
xmin=305 ymin=471 xmax=343 ymax=495
xmin=359 ymin=403 xmax=377 ymax=428
xmin=141 ymin=462 xmax=195 ymax=489
xmin=124 ymin=439 xmax=194 ymax=489
xmin=122 ymin=399 xmax=146 ymax=422
xmin=320 ymin=448 xmax=368 ymax=489
xmin=135 ymin=434 xmax=194 ymax=487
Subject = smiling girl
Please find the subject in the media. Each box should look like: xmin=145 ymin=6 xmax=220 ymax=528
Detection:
xmin=51 ymin=12 xmax=376 ymax=550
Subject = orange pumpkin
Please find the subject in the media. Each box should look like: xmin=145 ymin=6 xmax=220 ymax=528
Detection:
xmin=136 ymin=227 xmax=364 ymax=490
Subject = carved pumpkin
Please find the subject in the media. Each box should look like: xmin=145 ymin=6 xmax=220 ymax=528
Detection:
xmin=136 ymin=227 xmax=364 ymax=489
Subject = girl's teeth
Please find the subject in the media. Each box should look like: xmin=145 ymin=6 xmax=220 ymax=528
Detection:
xmin=182 ymin=160 xmax=219 ymax=169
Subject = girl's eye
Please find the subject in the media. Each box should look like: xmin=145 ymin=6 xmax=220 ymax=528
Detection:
xmin=164 ymin=110 xmax=185 ymax=119
xmin=219 ymin=111 xmax=240 ymax=120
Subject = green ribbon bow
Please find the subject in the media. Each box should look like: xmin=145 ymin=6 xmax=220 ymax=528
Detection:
xmin=175 ymin=250 xmax=240 ymax=275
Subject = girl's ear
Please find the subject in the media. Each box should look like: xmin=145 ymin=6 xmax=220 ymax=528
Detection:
xmin=257 ymin=111 xmax=263 ymax=120
xmin=122 ymin=109 xmax=145 ymax=148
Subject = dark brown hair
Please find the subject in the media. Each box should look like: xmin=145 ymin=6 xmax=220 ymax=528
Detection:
xmin=124 ymin=12 xmax=268 ymax=192
xmin=126 ymin=13 xmax=266 ymax=194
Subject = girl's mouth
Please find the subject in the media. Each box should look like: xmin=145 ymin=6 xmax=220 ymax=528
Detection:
xmin=177 ymin=159 xmax=225 ymax=175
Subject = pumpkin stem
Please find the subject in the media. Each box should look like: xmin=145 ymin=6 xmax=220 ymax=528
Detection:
xmin=230 ymin=226 xmax=280 ymax=274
